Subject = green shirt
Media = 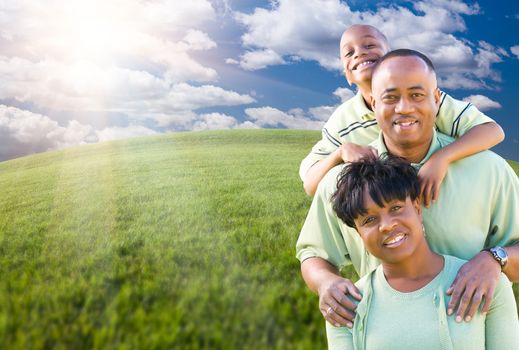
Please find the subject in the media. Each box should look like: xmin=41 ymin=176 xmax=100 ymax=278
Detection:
xmin=299 ymin=91 xmax=495 ymax=181
xmin=326 ymin=255 xmax=519 ymax=350
xmin=296 ymin=131 xmax=519 ymax=276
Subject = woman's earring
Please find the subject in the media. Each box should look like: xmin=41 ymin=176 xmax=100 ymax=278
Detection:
xmin=422 ymin=224 xmax=427 ymax=237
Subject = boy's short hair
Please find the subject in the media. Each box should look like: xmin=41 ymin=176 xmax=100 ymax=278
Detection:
xmin=332 ymin=155 xmax=420 ymax=228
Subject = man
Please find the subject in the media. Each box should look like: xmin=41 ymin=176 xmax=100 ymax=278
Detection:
xmin=296 ymin=49 xmax=519 ymax=331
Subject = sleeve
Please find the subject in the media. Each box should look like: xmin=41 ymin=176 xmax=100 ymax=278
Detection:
xmin=486 ymin=158 xmax=519 ymax=248
xmin=295 ymin=168 xmax=351 ymax=269
xmin=326 ymin=322 xmax=354 ymax=350
xmin=484 ymin=273 xmax=519 ymax=348
xmin=299 ymin=114 xmax=344 ymax=181
xmin=434 ymin=92 xmax=495 ymax=138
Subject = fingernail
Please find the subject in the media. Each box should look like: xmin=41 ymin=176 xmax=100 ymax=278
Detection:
xmin=447 ymin=309 xmax=452 ymax=315
xmin=346 ymin=322 xmax=353 ymax=328
xmin=456 ymin=316 xmax=462 ymax=323
xmin=335 ymin=323 xmax=340 ymax=327
xmin=465 ymin=316 xmax=471 ymax=322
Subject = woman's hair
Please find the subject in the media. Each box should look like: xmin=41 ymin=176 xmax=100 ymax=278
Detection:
xmin=332 ymin=155 xmax=420 ymax=228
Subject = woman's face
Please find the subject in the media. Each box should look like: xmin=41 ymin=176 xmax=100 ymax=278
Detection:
xmin=353 ymin=193 xmax=424 ymax=263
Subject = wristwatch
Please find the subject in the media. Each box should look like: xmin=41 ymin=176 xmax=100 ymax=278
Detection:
xmin=483 ymin=246 xmax=508 ymax=269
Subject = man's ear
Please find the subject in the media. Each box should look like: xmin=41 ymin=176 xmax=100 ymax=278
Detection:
xmin=371 ymin=94 xmax=376 ymax=110
xmin=434 ymin=87 xmax=441 ymax=105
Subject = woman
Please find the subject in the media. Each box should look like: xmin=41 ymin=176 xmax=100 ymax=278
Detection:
xmin=327 ymin=156 xmax=519 ymax=349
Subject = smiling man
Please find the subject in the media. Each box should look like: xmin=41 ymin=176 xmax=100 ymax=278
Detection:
xmin=296 ymin=49 xmax=519 ymax=337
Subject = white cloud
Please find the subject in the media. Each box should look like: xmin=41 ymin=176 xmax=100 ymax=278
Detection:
xmin=235 ymin=0 xmax=351 ymax=70
xmin=192 ymin=112 xmax=239 ymax=131
xmin=0 ymin=105 xmax=97 ymax=160
xmin=244 ymin=106 xmax=324 ymax=130
xmin=238 ymin=49 xmax=286 ymax=70
xmin=308 ymin=106 xmax=336 ymax=122
xmin=233 ymin=0 xmax=504 ymax=89
xmin=511 ymin=46 xmax=519 ymax=59
xmin=235 ymin=121 xmax=260 ymax=129
xmin=182 ymin=29 xmax=217 ymax=51
xmin=333 ymin=87 xmax=355 ymax=103
xmin=96 ymin=125 xmax=158 ymax=142
xmin=462 ymin=95 xmax=502 ymax=111
xmin=165 ymin=83 xmax=255 ymax=112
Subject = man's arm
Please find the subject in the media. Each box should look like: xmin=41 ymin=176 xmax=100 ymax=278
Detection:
xmin=446 ymin=157 xmax=519 ymax=322
xmin=419 ymin=122 xmax=504 ymax=207
xmin=301 ymin=257 xmax=361 ymax=328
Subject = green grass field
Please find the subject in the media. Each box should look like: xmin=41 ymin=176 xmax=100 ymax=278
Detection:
xmin=0 ymin=129 xmax=518 ymax=349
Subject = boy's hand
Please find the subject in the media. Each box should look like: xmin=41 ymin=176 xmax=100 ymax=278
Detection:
xmin=418 ymin=153 xmax=449 ymax=208
xmin=336 ymin=143 xmax=378 ymax=163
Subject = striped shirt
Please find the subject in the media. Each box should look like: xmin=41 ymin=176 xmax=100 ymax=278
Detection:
xmin=299 ymin=91 xmax=494 ymax=181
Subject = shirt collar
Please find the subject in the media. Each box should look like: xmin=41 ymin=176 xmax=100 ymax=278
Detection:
xmin=373 ymin=129 xmax=442 ymax=168
xmin=351 ymin=91 xmax=375 ymax=121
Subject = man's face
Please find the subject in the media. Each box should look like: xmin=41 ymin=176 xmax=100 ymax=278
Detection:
xmin=371 ymin=56 xmax=441 ymax=150
xmin=340 ymin=25 xmax=389 ymax=86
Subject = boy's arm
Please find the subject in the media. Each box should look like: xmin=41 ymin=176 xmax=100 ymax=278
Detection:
xmin=303 ymin=143 xmax=378 ymax=196
xmin=419 ymin=122 xmax=504 ymax=207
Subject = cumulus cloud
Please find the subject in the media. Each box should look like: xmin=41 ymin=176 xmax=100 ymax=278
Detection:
xmin=511 ymin=46 xmax=519 ymax=59
xmin=462 ymin=95 xmax=502 ymax=111
xmin=0 ymin=105 xmax=97 ymax=161
xmin=192 ymin=112 xmax=239 ymax=131
xmin=244 ymin=106 xmax=324 ymax=130
xmin=333 ymin=87 xmax=355 ymax=102
xmin=237 ymin=49 xmax=286 ymax=71
xmin=233 ymin=0 xmax=505 ymax=89
xmin=0 ymin=0 xmax=261 ymax=161
xmin=96 ymin=125 xmax=158 ymax=142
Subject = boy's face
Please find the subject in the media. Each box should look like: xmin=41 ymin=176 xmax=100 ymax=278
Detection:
xmin=340 ymin=25 xmax=389 ymax=86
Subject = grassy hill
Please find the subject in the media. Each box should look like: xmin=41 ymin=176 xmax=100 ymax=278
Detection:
xmin=0 ymin=129 xmax=518 ymax=349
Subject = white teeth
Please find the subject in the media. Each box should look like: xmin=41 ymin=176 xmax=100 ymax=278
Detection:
xmin=384 ymin=233 xmax=405 ymax=245
xmin=395 ymin=121 xmax=416 ymax=127
xmin=357 ymin=60 xmax=373 ymax=69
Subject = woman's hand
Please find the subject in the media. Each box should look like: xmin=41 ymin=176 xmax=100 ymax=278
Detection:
xmin=446 ymin=251 xmax=502 ymax=322
xmin=318 ymin=275 xmax=362 ymax=328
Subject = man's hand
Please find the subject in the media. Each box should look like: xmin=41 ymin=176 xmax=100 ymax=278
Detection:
xmin=446 ymin=251 xmax=501 ymax=322
xmin=336 ymin=143 xmax=378 ymax=164
xmin=318 ymin=275 xmax=362 ymax=328
xmin=418 ymin=152 xmax=449 ymax=208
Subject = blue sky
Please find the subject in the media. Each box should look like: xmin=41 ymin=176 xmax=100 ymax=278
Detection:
xmin=0 ymin=0 xmax=518 ymax=161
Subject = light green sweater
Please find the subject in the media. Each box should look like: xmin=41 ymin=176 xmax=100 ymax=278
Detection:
xmin=326 ymin=255 xmax=519 ymax=349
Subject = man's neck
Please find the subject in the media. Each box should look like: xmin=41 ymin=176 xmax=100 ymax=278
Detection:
xmin=383 ymin=134 xmax=433 ymax=164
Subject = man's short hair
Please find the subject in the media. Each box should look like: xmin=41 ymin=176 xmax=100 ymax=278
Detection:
xmin=371 ymin=48 xmax=436 ymax=78
xmin=332 ymin=155 xmax=420 ymax=228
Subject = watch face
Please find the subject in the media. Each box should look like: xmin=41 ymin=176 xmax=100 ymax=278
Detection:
xmin=496 ymin=249 xmax=507 ymax=259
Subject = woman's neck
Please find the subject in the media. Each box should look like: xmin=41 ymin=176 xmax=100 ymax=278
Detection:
xmin=382 ymin=245 xmax=444 ymax=293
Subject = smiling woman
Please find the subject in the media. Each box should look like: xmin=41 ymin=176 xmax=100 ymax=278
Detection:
xmin=327 ymin=156 xmax=519 ymax=349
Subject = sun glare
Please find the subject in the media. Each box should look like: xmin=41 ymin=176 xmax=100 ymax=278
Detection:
xmin=59 ymin=0 xmax=131 ymax=63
